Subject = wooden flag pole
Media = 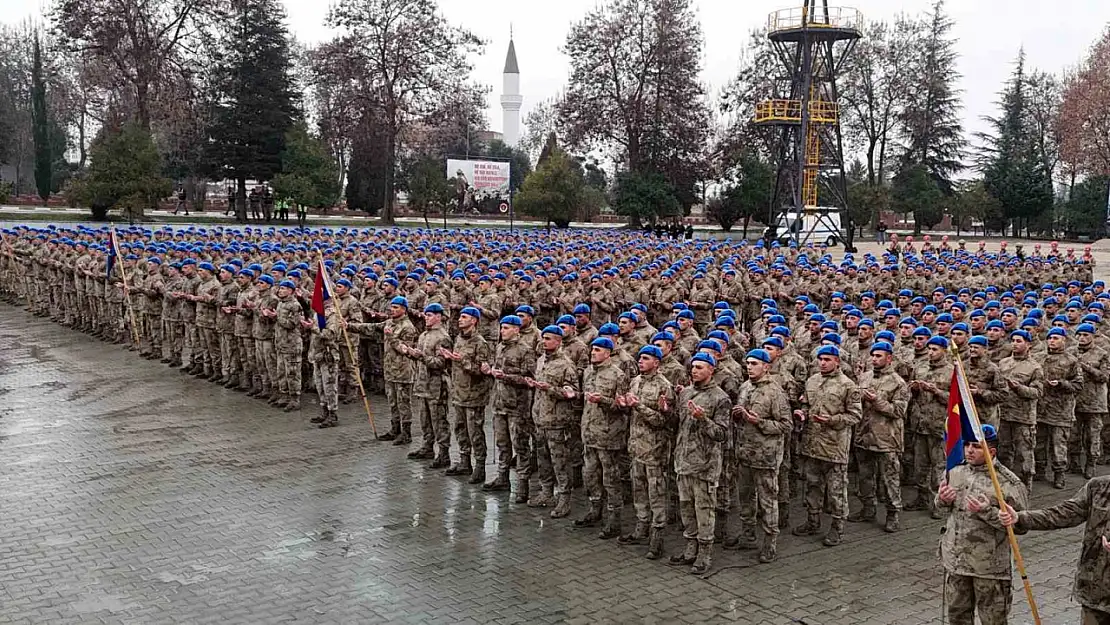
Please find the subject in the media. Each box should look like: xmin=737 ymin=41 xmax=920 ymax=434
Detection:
xmin=948 ymin=345 xmax=1041 ymax=625
xmin=110 ymin=226 xmax=143 ymax=348
xmin=317 ymin=256 xmax=378 ymax=438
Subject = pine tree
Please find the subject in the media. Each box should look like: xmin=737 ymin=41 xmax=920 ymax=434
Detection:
xmin=205 ymin=0 xmax=299 ymax=221
xmin=898 ymin=0 xmax=964 ymax=194
xmin=31 ymin=33 xmax=51 ymax=203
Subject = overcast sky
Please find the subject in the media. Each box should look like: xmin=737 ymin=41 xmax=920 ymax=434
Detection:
xmin=6 ymin=0 xmax=1109 ymax=151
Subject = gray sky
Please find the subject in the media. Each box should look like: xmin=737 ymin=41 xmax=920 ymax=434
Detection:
xmin=6 ymin=0 xmax=1108 ymax=154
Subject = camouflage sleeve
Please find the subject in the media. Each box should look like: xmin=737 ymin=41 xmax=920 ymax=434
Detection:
xmin=828 ymin=384 xmax=863 ymax=430
xmin=1059 ymin=360 xmax=1084 ymax=394
xmin=1011 ymin=367 xmax=1043 ymax=400
xmin=980 ymin=368 xmax=1008 ymax=404
xmin=756 ymin=387 xmax=793 ymax=436
xmin=1016 ymin=480 xmax=1090 ymax=532
xmin=1081 ymin=356 xmax=1110 ymax=384
xmin=872 ymin=380 xmax=910 ymax=420
xmin=700 ymin=393 xmax=731 ymax=442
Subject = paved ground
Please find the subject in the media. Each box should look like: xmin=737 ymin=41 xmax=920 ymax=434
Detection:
xmin=0 ymin=305 xmax=1104 ymax=624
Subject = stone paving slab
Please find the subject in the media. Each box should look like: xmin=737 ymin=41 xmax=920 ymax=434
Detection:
xmin=0 ymin=305 xmax=1101 ymax=624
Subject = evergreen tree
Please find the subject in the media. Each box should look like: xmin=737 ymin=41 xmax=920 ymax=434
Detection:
xmin=271 ymin=123 xmax=340 ymax=209
xmin=898 ymin=0 xmax=964 ymax=194
xmin=515 ymin=148 xmax=600 ymax=228
xmin=205 ymin=0 xmax=299 ymax=221
xmin=345 ymin=117 xmax=390 ymax=215
xmin=72 ymin=122 xmax=171 ymax=220
xmin=892 ymin=164 xmax=943 ymax=233
xmin=31 ymin=33 xmax=51 ymax=203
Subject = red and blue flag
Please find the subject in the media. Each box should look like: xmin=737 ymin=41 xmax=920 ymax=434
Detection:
xmin=105 ymin=227 xmax=118 ymax=279
xmin=945 ymin=361 xmax=983 ymax=470
xmin=310 ymin=260 xmax=332 ymax=330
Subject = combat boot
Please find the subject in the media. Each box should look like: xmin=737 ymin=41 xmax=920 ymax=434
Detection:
xmin=689 ymin=541 xmax=713 ymax=575
xmin=848 ymin=503 xmax=876 ymax=523
xmin=311 ymin=405 xmax=328 ymax=424
xmin=273 ymin=394 xmax=289 ymax=409
xmin=468 ymin=465 xmax=486 ymax=485
xmin=822 ymin=519 xmax=844 ymax=547
xmin=527 ymin=485 xmax=554 ymax=508
xmin=317 ymin=410 xmax=338 ymax=429
xmin=282 ymin=395 xmax=301 ymax=412
xmin=884 ymin=511 xmax=901 ymax=533
xmin=617 ymin=521 xmax=648 ymax=545
xmin=758 ymin=535 xmax=778 ymax=564
xmin=1053 ymin=472 xmax=1066 ymax=490
xmin=407 ymin=446 xmax=433 ymax=460
xmin=160 ymin=357 xmax=172 ymax=364
xmin=723 ymin=525 xmax=757 ymax=551
xmin=222 ymin=376 xmax=236 ymax=388
xmin=903 ymin=489 xmax=928 ymax=511
xmin=207 ymin=371 xmax=222 ymax=383
xmin=669 ymin=538 xmax=698 ymax=566
xmin=713 ymin=509 xmax=729 ymax=543
xmin=378 ymin=423 xmax=399 ymax=442
xmin=778 ymin=505 xmax=790 ymax=530
xmin=792 ymin=513 xmax=821 ymax=536
xmin=483 ymin=470 xmax=510 ymax=492
xmin=573 ymin=500 xmax=603 ymax=527
xmin=928 ymin=499 xmax=943 ymax=520
xmin=598 ymin=507 xmax=621 ymax=540
xmin=247 ymin=384 xmax=261 ymax=398
xmin=550 ymin=494 xmax=572 ymax=519
xmin=645 ymin=527 xmax=664 ymax=560
xmin=428 ymin=455 xmax=450 ymax=470
xmin=514 ymin=477 xmax=530 ymax=504
xmin=1083 ymin=465 xmax=1095 ymax=480
xmin=445 ymin=456 xmax=472 ymax=476
xmin=392 ymin=424 xmax=411 ymax=446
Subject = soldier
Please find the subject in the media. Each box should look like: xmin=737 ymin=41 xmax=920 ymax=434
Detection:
xmin=232 ymin=268 xmax=258 ymax=393
xmin=525 ymin=325 xmax=582 ymax=517
xmin=1001 ymin=475 xmax=1110 ymax=623
xmin=997 ymin=330 xmax=1044 ymax=491
xmin=936 ymin=424 xmax=1028 ymax=625
xmin=616 ymin=344 xmax=675 ymax=560
xmin=333 ymin=278 xmax=363 ymax=403
xmin=442 ymin=307 xmax=493 ymax=484
xmin=851 ymin=341 xmax=911 ymax=532
xmin=191 ymin=262 xmax=222 ymax=380
xmin=668 ymin=352 xmax=731 ymax=575
xmin=350 ymin=296 xmax=417 ymax=443
xmin=964 ymin=335 xmax=1007 ymax=428
xmin=162 ymin=262 xmax=185 ymax=367
xmin=215 ymin=265 xmax=241 ymax=388
xmin=1072 ymin=323 xmax=1108 ymax=478
xmin=1036 ymin=326 xmax=1083 ymax=489
xmin=272 ymin=279 xmax=306 ymax=411
xmin=726 ymin=348 xmax=792 ymax=563
xmin=905 ymin=336 xmax=954 ymax=519
xmin=481 ymin=314 xmax=536 ymax=500
xmin=139 ymin=258 xmax=165 ymax=360
xmin=305 ymin=297 xmax=342 ymax=427
xmin=251 ymin=275 xmax=279 ymax=401
xmin=792 ymin=345 xmax=862 ymax=547
xmin=403 ymin=303 xmax=454 ymax=467
xmin=575 ymin=336 xmax=630 ymax=539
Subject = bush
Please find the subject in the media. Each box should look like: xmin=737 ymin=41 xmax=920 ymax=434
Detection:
xmin=0 ymin=181 xmax=12 ymax=204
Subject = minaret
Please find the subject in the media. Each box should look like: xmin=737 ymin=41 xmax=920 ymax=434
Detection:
xmin=500 ymin=32 xmax=522 ymax=148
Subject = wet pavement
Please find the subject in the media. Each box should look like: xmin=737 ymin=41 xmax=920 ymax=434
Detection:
xmin=0 ymin=304 xmax=1104 ymax=624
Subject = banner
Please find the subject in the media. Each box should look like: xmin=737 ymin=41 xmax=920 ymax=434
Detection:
xmin=447 ymin=159 xmax=511 ymax=208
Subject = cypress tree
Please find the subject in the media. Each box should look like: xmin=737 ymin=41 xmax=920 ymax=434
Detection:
xmin=31 ymin=33 xmax=51 ymax=203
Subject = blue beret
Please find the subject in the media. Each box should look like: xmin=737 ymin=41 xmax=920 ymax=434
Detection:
xmin=460 ymin=306 xmax=481 ymax=320
xmin=770 ymin=326 xmax=791 ymax=338
xmin=278 ymin=279 xmax=296 ymax=289
xmin=257 ymin=275 xmax=275 ymax=286
xmin=515 ymin=305 xmax=535 ymax=317
xmin=951 ymin=322 xmax=970 ymax=333
xmin=390 ymin=296 xmax=408 ymax=308
xmin=912 ymin=327 xmax=933 ymax=338
xmin=598 ymin=322 xmax=620 ymax=336
xmin=986 ymin=320 xmax=1005 ymax=330
xmin=542 ymin=325 xmax=564 ymax=337
xmin=618 ymin=311 xmax=637 ymax=323
xmin=822 ymin=333 xmax=842 ymax=345
xmin=336 ymin=278 xmax=353 ymax=289
xmin=573 ymin=304 xmax=591 ymax=315
xmin=652 ymin=331 xmax=676 ymax=343
xmin=876 ymin=330 xmax=897 ymax=343
xmin=697 ymin=339 xmax=722 ymax=353
xmin=638 ymin=345 xmax=664 ymax=360
xmin=1076 ymin=323 xmax=1096 ymax=334
xmin=714 ymin=316 xmax=735 ymax=328
xmin=870 ymin=341 xmax=893 ymax=354
xmin=926 ymin=336 xmax=949 ymax=349
xmin=198 ymin=262 xmax=216 ymax=273
xmin=423 ymin=303 xmax=445 ymax=314
xmin=1046 ymin=327 xmax=1067 ymax=338
xmin=745 ymin=348 xmax=771 ymax=363
xmin=677 ymin=310 xmax=695 ymax=320
xmin=936 ymin=313 xmax=953 ymax=324
xmin=1010 ymin=329 xmax=1032 ymax=342
xmin=556 ymin=314 xmax=575 ymax=326
xmin=591 ymin=337 xmax=615 ymax=350
xmin=500 ymin=315 xmax=523 ymax=327
xmin=762 ymin=336 xmax=784 ymax=350
xmin=816 ymin=345 xmax=840 ymax=359
xmin=968 ymin=335 xmax=989 ymax=347
xmin=858 ymin=318 xmax=875 ymax=328
xmin=691 ymin=352 xmax=717 ymax=367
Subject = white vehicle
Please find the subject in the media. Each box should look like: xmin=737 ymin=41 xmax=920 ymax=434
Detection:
xmin=775 ymin=208 xmax=843 ymax=246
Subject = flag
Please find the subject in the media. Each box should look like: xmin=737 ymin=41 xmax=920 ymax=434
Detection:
xmin=310 ymin=260 xmax=332 ymax=330
xmin=105 ymin=227 xmax=118 ymax=279
xmin=945 ymin=361 xmax=983 ymax=470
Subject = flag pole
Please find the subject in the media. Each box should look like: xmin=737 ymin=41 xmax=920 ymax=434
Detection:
xmin=317 ymin=256 xmax=378 ymax=439
xmin=110 ymin=225 xmax=143 ymax=348
xmin=948 ymin=344 xmax=1041 ymax=624
xmin=0 ymin=232 xmax=24 ymax=304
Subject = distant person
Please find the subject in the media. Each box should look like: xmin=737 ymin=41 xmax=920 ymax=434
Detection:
xmin=225 ymin=186 xmax=234 ymax=217
xmin=296 ymin=203 xmax=307 ymax=228
xmin=174 ymin=187 xmax=188 ymax=216
xmin=875 ymin=221 xmax=887 ymax=244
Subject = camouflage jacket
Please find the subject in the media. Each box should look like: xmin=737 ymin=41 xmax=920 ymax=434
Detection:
xmin=410 ymin=325 xmax=453 ymax=399
xmin=1075 ymin=345 xmax=1110 ymax=413
xmin=627 ymin=371 xmax=675 ymax=466
xmin=234 ymin=285 xmax=257 ymax=338
xmin=581 ymin=359 xmax=630 ymax=450
xmin=216 ymin=281 xmax=239 ymax=333
xmin=531 ymin=349 xmax=581 ymax=429
xmin=735 ymin=376 xmax=792 ymax=470
xmin=252 ymin=290 xmax=277 ymax=341
xmin=799 ymin=370 xmax=862 ymax=464
xmin=491 ymin=336 xmax=535 ymax=414
xmin=937 ymin=460 xmax=1028 ymax=580
xmin=273 ymin=295 xmax=305 ymax=354
xmin=854 ymin=365 xmax=911 ymax=453
xmin=964 ymin=357 xmax=1007 ymax=425
xmin=1015 ymin=476 xmax=1110 ymax=612
xmin=194 ymin=276 xmax=221 ymax=329
xmin=449 ymin=330 xmax=492 ymax=408
xmin=909 ymin=359 xmax=954 ymax=437
xmin=307 ymin=308 xmax=342 ymax=363
xmin=997 ymin=354 xmax=1044 ymax=425
xmin=659 ymin=355 xmax=689 ymax=388
xmin=1037 ymin=348 xmax=1083 ymax=427
xmin=366 ymin=316 xmax=418 ymax=383
xmin=674 ymin=379 xmax=731 ymax=481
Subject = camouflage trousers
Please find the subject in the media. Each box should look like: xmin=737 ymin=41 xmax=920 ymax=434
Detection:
xmin=944 ymin=573 xmax=1011 ymax=625
xmin=384 ymin=382 xmax=413 ymax=430
xmin=1070 ymin=412 xmax=1105 ymax=471
xmin=584 ymin=446 xmax=623 ymax=509
xmin=631 ymin=460 xmax=668 ymax=529
xmin=802 ymin=457 xmax=849 ymax=520
xmin=313 ymin=358 xmax=340 ymax=411
xmin=413 ymin=391 xmax=450 ymax=458
xmin=856 ymin=448 xmax=902 ymax=512
xmin=338 ymin=344 xmax=360 ymax=399
xmin=255 ymin=340 xmax=276 ymax=393
xmin=1081 ymin=607 xmax=1110 ymax=625
xmin=196 ymin=326 xmax=219 ymax=371
xmin=778 ymin=430 xmax=796 ymax=505
xmin=140 ymin=312 xmax=163 ymax=356
xmin=737 ymin=464 xmax=779 ymax=536
xmin=1035 ymin=423 xmax=1071 ymax=476
xmin=165 ymin=321 xmax=183 ymax=361
xmin=219 ymin=331 xmax=239 ymax=379
xmin=275 ymin=351 xmax=302 ymax=399
xmin=236 ymin=337 xmax=256 ymax=387
xmin=535 ymin=427 xmax=573 ymax=496
xmin=453 ymin=405 xmax=487 ymax=466
xmin=364 ymin=340 xmax=384 ymax=393
xmin=912 ymin=433 xmax=945 ymax=502
xmin=493 ymin=410 xmax=534 ymax=476
xmin=998 ymin=421 xmax=1035 ymax=483
xmin=677 ymin=474 xmax=718 ymax=543
xmin=183 ymin=322 xmax=199 ymax=364
xmin=715 ymin=447 xmax=736 ymax=512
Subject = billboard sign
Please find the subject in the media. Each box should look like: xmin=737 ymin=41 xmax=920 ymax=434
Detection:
xmin=447 ymin=158 xmax=511 ymax=214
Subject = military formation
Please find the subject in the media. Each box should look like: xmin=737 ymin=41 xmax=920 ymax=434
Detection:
xmin=1 ymin=225 xmax=1108 ymax=609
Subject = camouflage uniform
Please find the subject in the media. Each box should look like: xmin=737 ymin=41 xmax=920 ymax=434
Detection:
xmin=626 ymin=370 xmax=675 ymax=536
xmin=447 ymin=328 xmax=492 ymax=481
xmin=531 ymin=347 xmax=581 ymax=513
xmin=936 ymin=460 xmax=1028 ymax=625
xmin=907 ymin=357 xmax=954 ymax=515
xmin=234 ymin=284 xmax=258 ymax=392
xmin=252 ymin=286 xmax=278 ymax=399
xmin=1014 ymin=476 xmax=1110 ymax=621
xmin=580 ymin=358 xmax=630 ymax=532
xmin=997 ymin=353 xmax=1045 ymax=488
xmin=408 ymin=323 xmax=454 ymax=462
xmin=489 ymin=335 xmax=536 ymax=496
xmin=672 ymin=379 xmax=731 ymax=567
xmin=308 ymin=307 xmax=342 ymax=417
xmin=194 ymin=275 xmax=222 ymax=377
xmin=163 ymin=272 xmax=184 ymax=366
xmin=853 ymin=363 xmax=911 ymax=524
xmin=1072 ymin=345 xmax=1109 ymax=475
xmin=273 ymin=291 xmax=306 ymax=407
xmin=732 ymin=375 xmax=792 ymax=553
xmin=353 ymin=315 xmax=417 ymax=439
xmin=964 ymin=354 xmax=1007 ymax=428
xmin=1036 ymin=347 xmax=1083 ymax=484
xmin=216 ymin=278 xmax=241 ymax=384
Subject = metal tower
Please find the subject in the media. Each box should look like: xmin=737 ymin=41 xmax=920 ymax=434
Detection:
xmin=755 ymin=2 xmax=861 ymax=248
